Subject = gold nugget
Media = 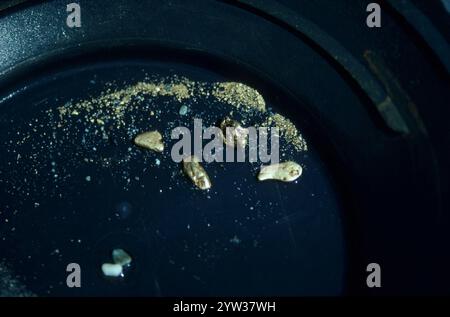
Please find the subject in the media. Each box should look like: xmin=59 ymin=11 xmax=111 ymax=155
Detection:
xmin=219 ymin=117 xmax=249 ymax=148
xmin=182 ymin=155 xmax=212 ymax=190
xmin=257 ymin=161 xmax=302 ymax=182
xmin=134 ymin=131 xmax=164 ymax=152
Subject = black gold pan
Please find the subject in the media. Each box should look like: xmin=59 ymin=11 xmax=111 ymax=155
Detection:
xmin=0 ymin=0 xmax=448 ymax=296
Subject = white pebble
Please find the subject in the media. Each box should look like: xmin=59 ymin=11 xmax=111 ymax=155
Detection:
xmin=179 ymin=105 xmax=188 ymax=116
xmin=101 ymin=263 xmax=123 ymax=277
xmin=112 ymin=248 xmax=132 ymax=266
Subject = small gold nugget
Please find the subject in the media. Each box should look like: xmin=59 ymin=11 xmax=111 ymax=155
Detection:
xmin=134 ymin=131 xmax=164 ymax=152
xmin=257 ymin=161 xmax=302 ymax=182
xmin=182 ymin=155 xmax=212 ymax=190
xmin=219 ymin=117 xmax=249 ymax=148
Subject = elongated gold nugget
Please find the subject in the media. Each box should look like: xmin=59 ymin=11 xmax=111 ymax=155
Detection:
xmin=257 ymin=161 xmax=302 ymax=182
xmin=134 ymin=130 xmax=164 ymax=152
xmin=182 ymin=155 xmax=212 ymax=190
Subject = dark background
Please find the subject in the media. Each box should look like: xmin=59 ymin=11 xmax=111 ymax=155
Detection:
xmin=0 ymin=0 xmax=449 ymax=296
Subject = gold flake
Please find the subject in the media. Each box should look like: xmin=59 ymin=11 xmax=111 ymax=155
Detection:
xmin=134 ymin=131 xmax=164 ymax=152
xmin=219 ymin=117 xmax=249 ymax=148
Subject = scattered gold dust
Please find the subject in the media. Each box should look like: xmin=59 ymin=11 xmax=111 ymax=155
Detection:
xmin=56 ymin=79 xmax=194 ymax=128
xmin=53 ymin=77 xmax=306 ymax=160
xmin=212 ymin=82 xmax=266 ymax=112
xmin=264 ymin=114 xmax=308 ymax=151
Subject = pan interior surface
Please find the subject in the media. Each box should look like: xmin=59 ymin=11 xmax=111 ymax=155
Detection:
xmin=0 ymin=58 xmax=345 ymax=296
